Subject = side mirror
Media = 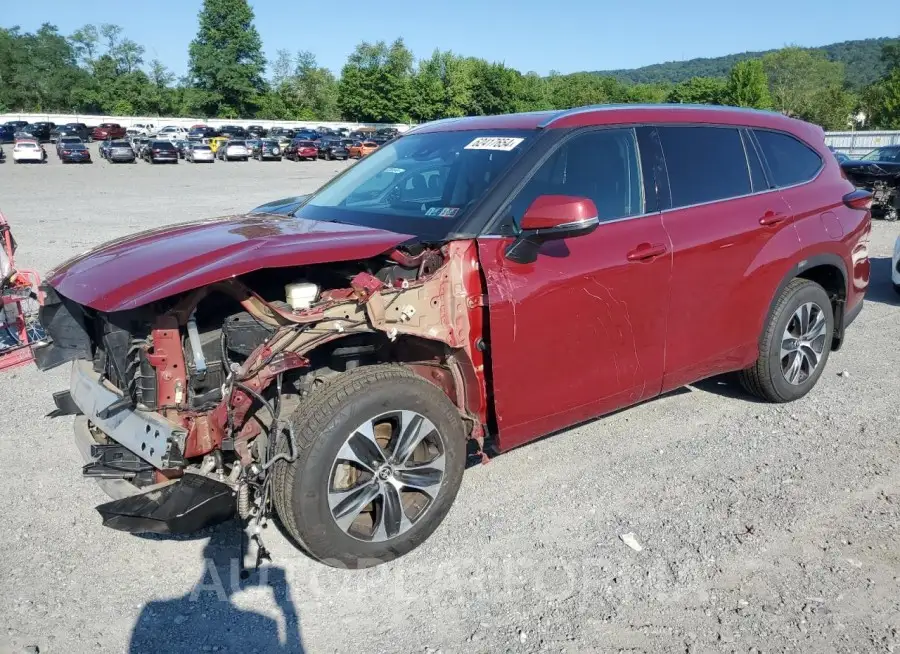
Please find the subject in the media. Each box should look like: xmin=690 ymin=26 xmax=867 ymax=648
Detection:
xmin=505 ymin=195 xmax=600 ymax=263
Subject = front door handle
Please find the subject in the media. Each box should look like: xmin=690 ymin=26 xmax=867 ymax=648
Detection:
xmin=759 ymin=210 xmax=788 ymax=226
xmin=627 ymin=243 xmax=668 ymax=262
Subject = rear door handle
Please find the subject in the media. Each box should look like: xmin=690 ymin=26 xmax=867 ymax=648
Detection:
xmin=759 ymin=210 xmax=788 ymax=226
xmin=626 ymin=243 xmax=668 ymax=262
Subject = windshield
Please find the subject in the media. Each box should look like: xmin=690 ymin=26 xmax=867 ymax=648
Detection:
xmin=229 ymin=140 xmax=246 ymax=146
xmin=294 ymin=129 xmax=534 ymax=240
xmin=112 ymin=141 xmax=130 ymax=147
xmin=861 ymin=147 xmax=900 ymax=162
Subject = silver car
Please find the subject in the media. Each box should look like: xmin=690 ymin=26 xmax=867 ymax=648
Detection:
xmin=217 ymin=139 xmax=249 ymax=161
xmin=187 ymin=143 xmax=215 ymax=163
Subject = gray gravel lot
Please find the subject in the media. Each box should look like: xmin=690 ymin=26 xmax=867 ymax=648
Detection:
xmin=1 ymin=142 xmax=899 ymax=654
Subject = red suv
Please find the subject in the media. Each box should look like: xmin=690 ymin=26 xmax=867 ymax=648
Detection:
xmin=92 ymin=122 xmax=126 ymax=141
xmin=34 ymin=105 xmax=870 ymax=568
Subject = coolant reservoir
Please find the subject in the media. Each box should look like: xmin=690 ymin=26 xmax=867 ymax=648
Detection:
xmin=285 ymin=282 xmax=319 ymax=311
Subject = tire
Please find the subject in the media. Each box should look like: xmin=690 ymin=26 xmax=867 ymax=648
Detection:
xmin=739 ymin=278 xmax=834 ymax=403
xmin=273 ymin=364 xmax=466 ymax=568
xmin=892 ymin=282 xmax=900 ymax=297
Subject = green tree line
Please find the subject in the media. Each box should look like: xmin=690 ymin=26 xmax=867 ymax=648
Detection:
xmin=1 ymin=0 xmax=898 ymax=130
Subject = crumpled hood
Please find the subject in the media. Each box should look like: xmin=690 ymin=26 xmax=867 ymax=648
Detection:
xmin=47 ymin=211 xmax=413 ymax=312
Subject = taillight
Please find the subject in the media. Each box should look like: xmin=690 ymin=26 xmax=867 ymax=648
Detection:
xmin=843 ymin=189 xmax=873 ymax=211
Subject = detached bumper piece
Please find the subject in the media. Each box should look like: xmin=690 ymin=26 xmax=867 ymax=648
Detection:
xmin=96 ymin=473 xmax=235 ymax=534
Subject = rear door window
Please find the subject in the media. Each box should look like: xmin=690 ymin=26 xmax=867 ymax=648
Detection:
xmin=753 ymin=130 xmax=824 ymax=187
xmin=657 ymin=126 xmax=751 ymax=208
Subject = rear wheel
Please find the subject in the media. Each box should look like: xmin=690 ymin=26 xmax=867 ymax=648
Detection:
xmin=740 ymin=278 xmax=834 ymax=403
xmin=273 ymin=364 xmax=465 ymax=568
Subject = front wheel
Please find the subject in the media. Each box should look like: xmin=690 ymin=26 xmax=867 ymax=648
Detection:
xmin=273 ymin=364 xmax=466 ymax=568
xmin=739 ymin=278 xmax=834 ymax=403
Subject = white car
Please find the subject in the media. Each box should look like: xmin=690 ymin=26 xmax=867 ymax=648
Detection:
xmin=218 ymin=140 xmax=249 ymax=161
xmin=892 ymin=234 xmax=900 ymax=295
xmin=186 ymin=143 xmax=215 ymax=163
xmin=155 ymin=126 xmax=189 ymax=141
xmin=126 ymin=124 xmax=154 ymax=136
xmin=12 ymin=140 xmax=45 ymax=163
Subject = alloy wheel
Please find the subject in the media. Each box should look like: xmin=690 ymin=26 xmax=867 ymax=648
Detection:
xmin=328 ymin=410 xmax=446 ymax=542
xmin=780 ymin=301 xmax=828 ymax=385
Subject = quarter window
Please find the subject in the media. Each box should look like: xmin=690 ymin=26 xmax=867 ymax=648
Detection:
xmin=506 ymin=128 xmax=643 ymax=227
xmin=658 ymin=126 xmax=751 ymax=208
xmin=753 ymin=130 xmax=823 ymax=187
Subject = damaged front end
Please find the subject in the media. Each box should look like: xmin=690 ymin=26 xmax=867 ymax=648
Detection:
xmin=842 ymin=162 xmax=900 ymax=221
xmin=37 ymin=240 xmax=488 ymax=536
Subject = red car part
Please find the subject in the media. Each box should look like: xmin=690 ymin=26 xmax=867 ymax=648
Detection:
xmin=0 ymin=210 xmax=44 ymax=372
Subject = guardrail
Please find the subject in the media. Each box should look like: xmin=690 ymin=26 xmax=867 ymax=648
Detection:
xmin=825 ymin=130 xmax=900 ymax=157
xmin=0 ymin=113 xmax=410 ymax=133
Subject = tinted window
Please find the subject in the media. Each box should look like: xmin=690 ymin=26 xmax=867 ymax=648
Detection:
xmin=658 ymin=126 xmax=751 ymax=208
xmin=111 ymin=141 xmax=130 ymax=147
xmin=507 ymin=128 xmax=643 ymax=227
xmin=153 ymin=141 xmax=175 ymax=149
xmin=753 ymin=130 xmax=823 ymax=187
xmin=229 ymin=140 xmax=246 ymax=146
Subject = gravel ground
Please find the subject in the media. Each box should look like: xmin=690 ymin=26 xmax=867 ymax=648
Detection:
xmin=1 ymin=143 xmax=899 ymax=654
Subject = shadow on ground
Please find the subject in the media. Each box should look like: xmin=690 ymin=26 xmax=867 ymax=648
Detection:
xmin=865 ymin=257 xmax=898 ymax=306
xmin=129 ymin=524 xmax=305 ymax=653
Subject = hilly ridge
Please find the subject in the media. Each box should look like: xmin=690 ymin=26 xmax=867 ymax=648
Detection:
xmin=591 ymin=37 xmax=894 ymax=88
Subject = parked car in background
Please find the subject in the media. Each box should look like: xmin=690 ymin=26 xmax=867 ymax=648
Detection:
xmin=0 ymin=125 xmax=15 ymax=143
xmin=52 ymin=123 xmax=91 ymax=142
xmin=317 ymin=138 xmax=349 ymax=160
xmin=252 ymin=138 xmax=283 ymax=161
xmin=188 ymin=126 xmax=219 ymax=141
xmin=172 ymin=139 xmax=191 ymax=158
xmin=104 ymin=140 xmax=137 ymax=163
xmin=4 ymin=120 xmax=29 ymax=135
xmin=0 ymin=144 xmax=4 ymax=162
xmin=348 ymin=140 xmax=379 ymax=159
xmin=92 ymin=123 xmax=126 ymax=141
xmin=27 ymin=122 xmax=55 ymax=142
xmin=131 ymin=136 xmax=150 ymax=156
xmin=143 ymin=140 xmax=178 ymax=164
xmin=59 ymin=142 xmax=92 ymax=164
xmin=219 ymin=125 xmax=248 ymax=139
xmin=840 ymin=145 xmax=900 ymax=222
xmin=245 ymin=138 xmax=260 ymax=155
xmin=216 ymin=139 xmax=250 ymax=161
xmin=247 ymin=125 xmax=267 ymax=138
xmin=185 ymin=142 xmax=215 ymax=163
xmin=12 ymin=139 xmax=45 ymax=163
xmin=156 ymin=126 xmax=189 ymax=142
xmin=56 ymin=136 xmax=84 ymax=156
xmin=285 ymin=139 xmax=318 ymax=161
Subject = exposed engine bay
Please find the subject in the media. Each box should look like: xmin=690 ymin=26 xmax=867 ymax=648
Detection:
xmin=36 ymin=240 xmax=488 ymax=555
xmin=842 ymin=163 xmax=900 ymax=222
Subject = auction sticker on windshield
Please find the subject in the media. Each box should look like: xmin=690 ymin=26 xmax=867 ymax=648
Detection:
xmin=425 ymin=207 xmax=459 ymax=218
xmin=464 ymin=137 xmax=524 ymax=151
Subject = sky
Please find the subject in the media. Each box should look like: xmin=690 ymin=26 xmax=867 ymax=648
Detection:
xmin=7 ymin=0 xmax=898 ymax=79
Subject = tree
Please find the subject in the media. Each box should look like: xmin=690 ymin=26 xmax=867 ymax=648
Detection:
xmin=70 ymin=24 xmax=99 ymax=65
xmin=338 ymin=40 xmax=413 ymax=122
xmin=762 ymin=47 xmax=846 ymax=120
xmin=188 ymin=0 xmax=266 ymax=117
xmin=725 ymin=59 xmax=771 ymax=108
xmin=666 ymin=76 xmax=727 ymax=104
xmin=100 ymin=24 xmax=122 ymax=52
